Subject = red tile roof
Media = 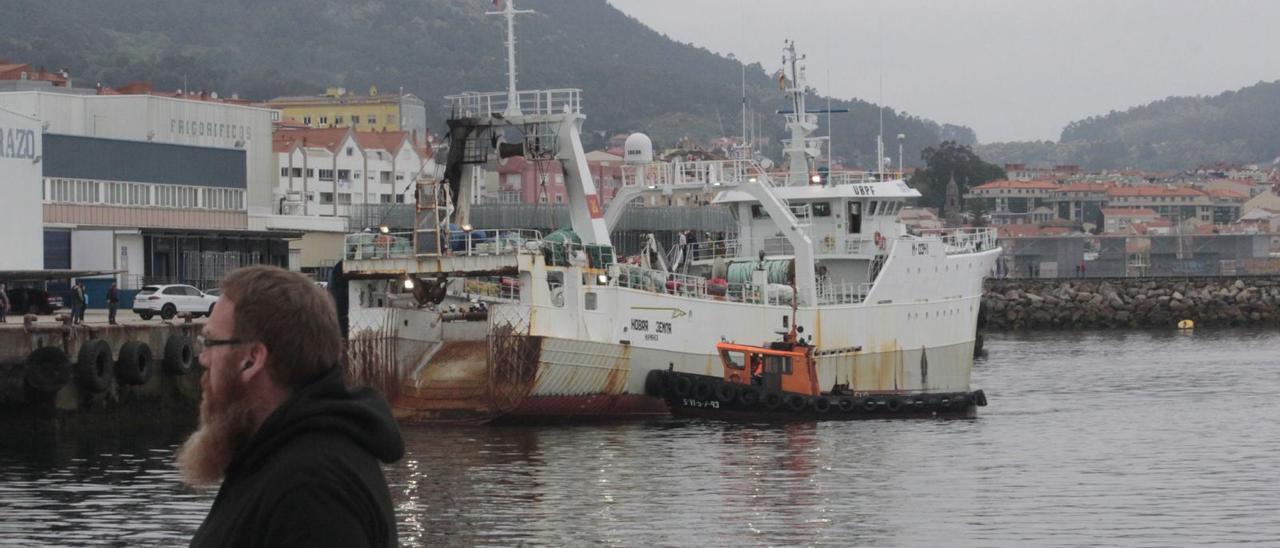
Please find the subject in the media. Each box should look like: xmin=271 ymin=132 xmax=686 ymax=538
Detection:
xmin=1055 ymin=181 xmax=1112 ymax=193
xmin=972 ymin=179 xmax=1059 ymax=191
xmin=1101 ymin=208 xmax=1159 ymax=218
xmin=1106 ymin=185 xmax=1204 ymax=198
xmin=1203 ymin=188 xmax=1248 ymax=200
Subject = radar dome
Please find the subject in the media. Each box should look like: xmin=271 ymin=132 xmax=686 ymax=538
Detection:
xmin=623 ymin=133 xmax=654 ymax=164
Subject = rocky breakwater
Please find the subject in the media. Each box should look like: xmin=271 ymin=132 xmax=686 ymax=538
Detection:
xmin=982 ymin=277 xmax=1280 ymax=329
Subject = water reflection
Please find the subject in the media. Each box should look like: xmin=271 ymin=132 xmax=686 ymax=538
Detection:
xmin=2 ymin=329 xmax=1279 ymax=546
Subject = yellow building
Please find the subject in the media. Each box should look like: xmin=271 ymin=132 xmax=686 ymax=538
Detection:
xmin=263 ymin=86 xmax=427 ymax=138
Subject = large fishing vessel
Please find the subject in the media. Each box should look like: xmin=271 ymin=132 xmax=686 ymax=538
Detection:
xmin=339 ymin=1 xmax=1000 ymax=423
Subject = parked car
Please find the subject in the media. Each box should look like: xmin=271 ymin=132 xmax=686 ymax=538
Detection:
xmin=133 ymin=284 xmax=219 ymax=320
xmin=3 ymin=288 xmax=64 ymax=315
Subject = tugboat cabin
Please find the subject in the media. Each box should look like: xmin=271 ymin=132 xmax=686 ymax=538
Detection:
xmin=718 ymin=339 xmax=817 ymax=396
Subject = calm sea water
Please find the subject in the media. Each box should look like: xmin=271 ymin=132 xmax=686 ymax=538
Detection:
xmin=2 ymin=329 xmax=1279 ymax=547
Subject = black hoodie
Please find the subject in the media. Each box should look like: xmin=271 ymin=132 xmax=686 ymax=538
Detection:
xmin=190 ymin=367 xmax=404 ymax=548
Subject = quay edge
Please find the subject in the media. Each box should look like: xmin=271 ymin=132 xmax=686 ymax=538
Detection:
xmin=0 ymin=317 xmax=204 ymax=428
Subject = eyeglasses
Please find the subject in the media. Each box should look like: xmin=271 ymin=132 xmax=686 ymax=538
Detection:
xmin=197 ymin=334 xmax=247 ymax=348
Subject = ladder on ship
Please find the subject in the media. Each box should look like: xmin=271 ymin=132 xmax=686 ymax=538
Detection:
xmin=414 ymin=178 xmax=445 ymax=256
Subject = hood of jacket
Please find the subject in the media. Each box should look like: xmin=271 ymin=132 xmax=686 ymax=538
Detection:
xmin=227 ymin=367 xmax=404 ymax=478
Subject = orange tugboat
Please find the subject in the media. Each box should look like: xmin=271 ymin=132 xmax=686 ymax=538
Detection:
xmin=646 ymin=321 xmax=987 ymax=420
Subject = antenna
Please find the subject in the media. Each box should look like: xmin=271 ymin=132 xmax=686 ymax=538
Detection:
xmin=876 ymin=9 xmax=885 ymax=179
xmin=486 ymin=0 xmax=534 ymax=117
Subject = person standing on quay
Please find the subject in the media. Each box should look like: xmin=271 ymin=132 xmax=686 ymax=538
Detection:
xmin=106 ymin=281 xmax=119 ymax=325
xmin=179 ymin=265 xmax=403 ymax=548
xmin=70 ymin=282 xmax=85 ymax=324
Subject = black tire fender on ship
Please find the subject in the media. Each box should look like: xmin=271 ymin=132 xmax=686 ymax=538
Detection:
xmin=884 ymin=397 xmax=903 ymax=412
xmin=938 ymin=397 xmax=952 ymax=409
xmin=693 ymin=381 xmax=714 ymax=401
xmin=115 ymin=341 xmax=154 ymax=386
xmin=643 ymin=369 xmax=665 ymax=397
xmin=836 ymin=396 xmax=856 ymax=413
xmin=860 ymin=397 xmax=878 ymax=412
xmin=762 ymin=391 xmax=783 ymax=410
xmin=163 ymin=334 xmax=195 ymax=376
xmin=811 ymin=397 xmax=832 ymax=413
xmin=24 ymin=347 xmax=72 ymax=394
xmin=75 ymin=339 xmax=113 ymax=393
xmin=714 ymin=382 xmax=737 ymax=404
xmin=785 ymin=394 xmax=807 ymax=412
xmin=738 ymin=386 xmax=761 ymax=406
xmin=673 ymin=375 xmax=694 ymax=398
xmin=972 ymin=390 xmax=988 ymax=407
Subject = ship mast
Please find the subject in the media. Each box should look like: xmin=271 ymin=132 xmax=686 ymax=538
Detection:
xmin=487 ymin=0 xmax=534 ymax=117
xmin=781 ymin=41 xmax=820 ymax=186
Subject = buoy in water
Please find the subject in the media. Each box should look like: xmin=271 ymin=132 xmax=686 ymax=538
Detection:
xmin=1177 ymin=319 xmax=1195 ymax=330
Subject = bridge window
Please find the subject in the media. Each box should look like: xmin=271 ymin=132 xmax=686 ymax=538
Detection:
xmin=813 ymin=202 xmax=831 ymax=217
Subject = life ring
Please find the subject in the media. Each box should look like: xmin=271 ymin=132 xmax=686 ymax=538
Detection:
xmin=785 ymin=394 xmax=807 ymax=412
xmin=644 ymin=369 xmax=665 ymax=397
xmin=76 ymin=339 xmax=113 ymax=393
xmin=811 ymin=397 xmax=832 ymax=413
xmin=714 ymin=383 xmax=737 ymax=403
xmin=24 ymin=347 xmax=72 ymax=394
xmin=738 ymin=386 xmax=761 ymax=406
xmin=163 ymin=334 xmax=195 ymax=376
xmin=115 ymin=341 xmax=154 ymax=386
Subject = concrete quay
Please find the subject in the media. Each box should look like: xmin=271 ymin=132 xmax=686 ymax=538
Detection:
xmin=983 ymin=276 xmax=1280 ymax=329
xmin=0 ymin=310 xmax=205 ymax=424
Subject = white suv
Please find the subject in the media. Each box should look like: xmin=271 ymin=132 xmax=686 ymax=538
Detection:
xmin=133 ymin=284 xmax=220 ymax=320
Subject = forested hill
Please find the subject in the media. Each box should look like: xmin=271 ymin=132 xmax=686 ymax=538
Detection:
xmin=0 ymin=0 xmax=971 ymax=166
xmin=977 ymin=79 xmax=1280 ymax=170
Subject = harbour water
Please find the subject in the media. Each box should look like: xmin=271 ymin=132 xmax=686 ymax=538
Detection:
xmin=2 ymin=328 xmax=1278 ymax=546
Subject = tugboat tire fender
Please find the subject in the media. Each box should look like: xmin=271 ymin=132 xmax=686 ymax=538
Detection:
xmin=860 ymin=397 xmax=878 ymax=412
xmin=972 ymin=389 xmax=988 ymax=407
xmin=811 ymin=397 xmax=832 ymax=413
xmin=115 ymin=341 xmax=154 ymax=386
xmin=24 ymin=347 xmax=72 ymax=394
xmin=884 ymin=397 xmax=903 ymax=412
xmin=75 ymin=339 xmax=113 ymax=393
xmin=835 ymin=396 xmax=856 ymax=412
xmin=693 ymin=381 xmax=714 ymax=401
xmin=714 ymin=382 xmax=737 ymax=403
xmin=163 ymin=334 xmax=195 ymax=376
xmin=673 ymin=375 xmax=694 ymax=397
xmin=738 ymin=386 xmax=761 ymax=406
xmin=762 ymin=392 xmax=783 ymax=410
xmin=785 ymin=394 xmax=807 ymax=412
xmin=644 ymin=369 xmax=665 ymax=397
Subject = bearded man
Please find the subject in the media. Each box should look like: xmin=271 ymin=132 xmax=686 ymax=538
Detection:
xmin=178 ymin=265 xmax=403 ymax=547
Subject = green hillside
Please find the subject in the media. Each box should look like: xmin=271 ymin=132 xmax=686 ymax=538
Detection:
xmin=0 ymin=0 xmax=971 ymax=167
xmin=977 ymin=80 xmax=1280 ymax=170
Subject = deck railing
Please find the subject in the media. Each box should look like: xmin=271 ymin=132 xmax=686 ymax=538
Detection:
xmin=343 ymin=228 xmax=545 ymax=261
xmin=446 ymin=89 xmax=582 ymax=118
xmin=938 ymin=227 xmax=999 ymax=255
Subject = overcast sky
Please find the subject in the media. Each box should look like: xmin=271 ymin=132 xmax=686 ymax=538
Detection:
xmin=608 ymin=0 xmax=1280 ymax=143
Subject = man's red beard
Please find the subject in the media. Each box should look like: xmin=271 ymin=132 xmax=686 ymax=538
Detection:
xmin=175 ymin=364 xmax=258 ymax=489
